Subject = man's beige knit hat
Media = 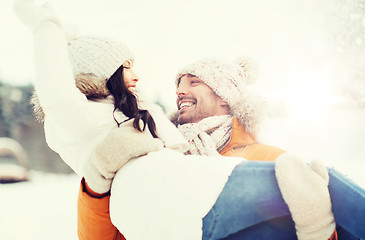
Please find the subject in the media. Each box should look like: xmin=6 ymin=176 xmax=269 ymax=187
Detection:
xmin=176 ymin=58 xmax=263 ymax=136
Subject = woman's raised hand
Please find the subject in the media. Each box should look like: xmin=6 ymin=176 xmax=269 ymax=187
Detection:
xmin=13 ymin=0 xmax=62 ymax=30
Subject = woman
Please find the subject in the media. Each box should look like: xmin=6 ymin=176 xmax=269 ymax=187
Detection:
xmin=13 ymin=1 xmax=244 ymax=239
xmin=14 ymin=1 xmax=364 ymax=240
xmin=14 ymin=0 xmax=189 ymax=188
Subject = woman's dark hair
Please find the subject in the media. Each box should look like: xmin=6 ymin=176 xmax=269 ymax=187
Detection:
xmin=106 ymin=65 xmax=158 ymax=138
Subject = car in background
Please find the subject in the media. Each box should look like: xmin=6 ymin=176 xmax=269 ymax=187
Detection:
xmin=0 ymin=137 xmax=29 ymax=183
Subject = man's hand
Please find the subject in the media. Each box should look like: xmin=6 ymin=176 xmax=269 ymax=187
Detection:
xmin=275 ymin=153 xmax=336 ymax=240
xmin=13 ymin=0 xmax=62 ymax=30
xmin=84 ymin=121 xmax=164 ymax=194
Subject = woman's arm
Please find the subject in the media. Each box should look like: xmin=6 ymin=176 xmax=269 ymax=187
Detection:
xmin=33 ymin=22 xmax=95 ymax=137
xmin=15 ymin=0 xmax=99 ymax=138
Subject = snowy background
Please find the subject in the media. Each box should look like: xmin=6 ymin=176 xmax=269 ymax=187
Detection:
xmin=1 ymin=0 xmax=365 ymax=239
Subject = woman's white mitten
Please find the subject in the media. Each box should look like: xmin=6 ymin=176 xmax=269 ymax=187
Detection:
xmin=84 ymin=122 xmax=164 ymax=194
xmin=13 ymin=0 xmax=62 ymax=30
xmin=275 ymin=153 xmax=336 ymax=240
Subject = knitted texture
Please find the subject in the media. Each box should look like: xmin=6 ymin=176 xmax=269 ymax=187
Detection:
xmin=275 ymin=153 xmax=336 ymax=240
xmin=14 ymin=0 xmax=133 ymax=93
xmin=68 ymin=35 xmax=134 ymax=79
xmin=84 ymin=119 xmax=164 ymax=194
xmin=176 ymin=58 xmax=263 ymax=136
xmin=178 ymin=115 xmax=232 ymax=156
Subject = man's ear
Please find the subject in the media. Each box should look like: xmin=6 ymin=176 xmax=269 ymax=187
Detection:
xmin=218 ymin=98 xmax=231 ymax=115
xmin=219 ymin=99 xmax=229 ymax=107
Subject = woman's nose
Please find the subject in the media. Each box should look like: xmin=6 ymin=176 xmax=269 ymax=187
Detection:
xmin=132 ymin=73 xmax=139 ymax=82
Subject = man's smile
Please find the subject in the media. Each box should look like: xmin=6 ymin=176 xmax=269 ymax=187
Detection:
xmin=178 ymin=98 xmax=196 ymax=112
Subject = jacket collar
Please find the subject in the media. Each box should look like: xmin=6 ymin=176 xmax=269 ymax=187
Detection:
xmin=219 ymin=117 xmax=256 ymax=154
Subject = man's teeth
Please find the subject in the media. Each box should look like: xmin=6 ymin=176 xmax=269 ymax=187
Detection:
xmin=180 ymin=102 xmax=194 ymax=109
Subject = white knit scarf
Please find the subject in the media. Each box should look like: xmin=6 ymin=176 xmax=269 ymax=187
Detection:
xmin=178 ymin=115 xmax=233 ymax=156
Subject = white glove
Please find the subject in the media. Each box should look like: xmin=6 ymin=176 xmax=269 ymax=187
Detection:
xmin=275 ymin=153 xmax=336 ymax=240
xmin=13 ymin=0 xmax=62 ymax=30
xmin=84 ymin=121 xmax=164 ymax=194
xmin=138 ymin=101 xmax=189 ymax=154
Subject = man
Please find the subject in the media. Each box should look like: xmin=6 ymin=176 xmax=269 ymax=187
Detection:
xmin=77 ymin=58 xmax=337 ymax=240
xmin=173 ymin=58 xmax=284 ymax=159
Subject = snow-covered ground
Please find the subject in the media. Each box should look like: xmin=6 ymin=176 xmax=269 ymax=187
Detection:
xmin=1 ymin=107 xmax=364 ymax=240
xmin=0 ymin=172 xmax=81 ymax=240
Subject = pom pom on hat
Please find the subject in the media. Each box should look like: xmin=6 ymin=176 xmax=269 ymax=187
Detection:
xmin=235 ymin=57 xmax=259 ymax=85
xmin=68 ymin=35 xmax=134 ymax=79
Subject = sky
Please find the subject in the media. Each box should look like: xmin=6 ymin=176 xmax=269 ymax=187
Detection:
xmin=2 ymin=0 xmax=364 ymax=112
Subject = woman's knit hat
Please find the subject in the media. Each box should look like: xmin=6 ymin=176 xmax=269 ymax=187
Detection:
xmin=176 ymin=58 xmax=263 ymax=136
xmin=68 ymin=35 xmax=134 ymax=79
xmin=32 ymin=35 xmax=134 ymax=122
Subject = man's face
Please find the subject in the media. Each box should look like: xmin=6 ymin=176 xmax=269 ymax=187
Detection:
xmin=176 ymin=75 xmax=229 ymax=124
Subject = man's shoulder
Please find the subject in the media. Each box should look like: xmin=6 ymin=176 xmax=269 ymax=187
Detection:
xmin=250 ymin=142 xmax=285 ymax=152
xmin=223 ymin=143 xmax=286 ymax=161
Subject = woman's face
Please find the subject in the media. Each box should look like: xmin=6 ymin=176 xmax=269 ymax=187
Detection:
xmin=122 ymin=60 xmax=139 ymax=93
